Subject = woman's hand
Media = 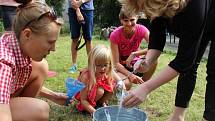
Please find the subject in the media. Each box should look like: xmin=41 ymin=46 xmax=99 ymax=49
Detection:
xmin=126 ymin=53 xmax=135 ymax=68
xmin=52 ymin=93 xmax=68 ymax=106
xmin=135 ymin=76 xmax=144 ymax=84
xmin=128 ymin=74 xmax=144 ymax=84
xmin=71 ymin=0 xmax=82 ymax=9
xmin=122 ymin=84 xmax=149 ymax=108
xmin=134 ymin=59 xmax=150 ymax=73
xmin=75 ymin=9 xmax=85 ymax=23
xmin=76 ymin=12 xmax=84 ymax=23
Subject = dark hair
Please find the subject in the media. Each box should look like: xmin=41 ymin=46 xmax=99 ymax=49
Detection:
xmin=119 ymin=6 xmax=138 ymax=19
xmin=15 ymin=0 xmax=32 ymax=7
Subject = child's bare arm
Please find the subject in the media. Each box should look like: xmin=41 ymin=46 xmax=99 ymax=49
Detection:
xmin=79 ymin=73 xmax=96 ymax=114
xmin=112 ymin=70 xmax=121 ymax=81
xmin=110 ymin=41 xmax=132 ymax=77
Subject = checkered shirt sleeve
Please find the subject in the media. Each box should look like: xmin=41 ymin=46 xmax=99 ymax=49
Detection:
xmin=0 ymin=63 xmax=13 ymax=104
xmin=0 ymin=32 xmax=32 ymax=104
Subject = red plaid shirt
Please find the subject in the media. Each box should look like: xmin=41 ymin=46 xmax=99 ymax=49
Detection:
xmin=0 ymin=32 xmax=32 ymax=104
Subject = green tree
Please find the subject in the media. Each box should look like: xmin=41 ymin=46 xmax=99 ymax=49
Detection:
xmin=46 ymin=0 xmax=65 ymax=16
xmin=94 ymin=0 xmax=121 ymax=28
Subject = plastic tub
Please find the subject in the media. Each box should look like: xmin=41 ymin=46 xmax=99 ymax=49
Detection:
xmin=92 ymin=105 xmax=147 ymax=121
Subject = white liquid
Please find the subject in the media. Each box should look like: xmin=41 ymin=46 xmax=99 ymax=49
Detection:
xmin=116 ymin=90 xmax=128 ymax=121
xmin=104 ymin=109 xmax=111 ymax=121
xmin=116 ymin=106 xmax=122 ymax=121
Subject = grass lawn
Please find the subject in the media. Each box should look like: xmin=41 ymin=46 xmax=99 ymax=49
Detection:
xmin=45 ymin=34 xmax=206 ymax=121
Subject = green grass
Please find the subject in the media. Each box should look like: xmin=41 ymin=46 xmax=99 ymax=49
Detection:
xmin=45 ymin=34 xmax=206 ymax=121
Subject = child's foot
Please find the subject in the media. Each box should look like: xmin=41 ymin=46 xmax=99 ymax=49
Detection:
xmin=68 ymin=64 xmax=77 ymax=73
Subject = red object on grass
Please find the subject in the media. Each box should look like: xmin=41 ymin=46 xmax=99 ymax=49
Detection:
xmin=48 ymin=71 xmax=57 ymax=77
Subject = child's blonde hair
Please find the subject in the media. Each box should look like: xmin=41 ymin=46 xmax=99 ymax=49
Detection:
xmin=13 ymin=0 xmax=64 ymax=40
xmin=118 ymin=0 xmax=188 ymax=19
xmin=88 ymin=45 xmax=114 ymax=88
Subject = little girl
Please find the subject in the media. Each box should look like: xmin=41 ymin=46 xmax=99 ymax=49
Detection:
xmin=74 ymin=45 xmax=120 ymax=114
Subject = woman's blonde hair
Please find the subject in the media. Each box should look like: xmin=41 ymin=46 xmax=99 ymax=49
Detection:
xmin=13 ymin=0 xmax=64 ymax=40
xmin=88 ymin=45 xmax=114 ymax=88
xmin=118 ymin=0 xmax=188 ymax=19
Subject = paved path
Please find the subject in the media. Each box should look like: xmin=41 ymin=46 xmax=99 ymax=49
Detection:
xmin=164 ymin=35 xmax=210 ymax=59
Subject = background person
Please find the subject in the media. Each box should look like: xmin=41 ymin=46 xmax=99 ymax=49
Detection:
xmin=0 ymin=0 xmax=67 ymax=120
xmin=110 ymin=7 xmax=157 ymax=90
xmin=118 ymin=0 xmax=215 ymax=121
xmin=0 ymin=0 xmax=19 ymax=31
xmin=68 ymin=0 xmax=94 ymax=73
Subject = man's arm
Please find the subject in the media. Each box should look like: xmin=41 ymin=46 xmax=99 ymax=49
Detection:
xmin=0 ymin=104 xmax=12 ymax=121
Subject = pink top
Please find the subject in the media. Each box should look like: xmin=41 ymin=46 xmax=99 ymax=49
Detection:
xmin=0 ymin=32 xmax=32 ymax=104
xmin=0 ymin=0 xmax=19 ymax=6
xmin=75 ymin=70 xmax=114 ymax=112
xmin=110 ymin=24 xmax=148 ymax=64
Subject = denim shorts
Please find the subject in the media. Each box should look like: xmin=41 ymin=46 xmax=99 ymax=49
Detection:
xmin=0 ymin=5 xmax=17 ymax=31
xmin=68 ymin=8 xmax=94 ymax=41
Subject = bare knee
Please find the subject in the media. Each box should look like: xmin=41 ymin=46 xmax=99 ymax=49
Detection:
xmin=29 ymin=99 xmax=50 ymax=121
xmin=10 ymin=98 xmax=50 ymax=121
xmin=95 ymin=87 xmax=104 ymax=101
xmin=31 ymin=59 xmax=49 ymax=80
xmin=35 ymin=100 xmax=50 ymax=121
xmin=36 ymin=59 xmax=49 ymax=78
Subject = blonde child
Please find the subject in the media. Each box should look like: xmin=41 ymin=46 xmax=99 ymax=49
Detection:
xmin=74 ymin=45 xmax=120 ymax=115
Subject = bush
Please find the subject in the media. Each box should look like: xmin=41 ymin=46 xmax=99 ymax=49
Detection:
xmin=0 ymin=21 xmax=4 ymax=33
xmin=60 ymin=22 xmax=70 ymax=35
xmin=94 ymin=0 xmax=121 ymax=28
xmin=46 ymin=0 xmax=65 ymax=16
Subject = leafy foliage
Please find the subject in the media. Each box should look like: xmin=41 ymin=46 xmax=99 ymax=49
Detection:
xmin=94 ymin=0 xmax=121 ymax=28
xmin=45 ymin=0 xmax=122 ymax=27
xmin=46 ymin=0 xmax=66 ymax=16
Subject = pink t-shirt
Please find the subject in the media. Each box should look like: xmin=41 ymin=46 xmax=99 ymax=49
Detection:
xmin=110 ymin=24 xmax=148 ymax=63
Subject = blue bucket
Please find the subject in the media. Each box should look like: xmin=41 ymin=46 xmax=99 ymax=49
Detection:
xmin=92 ymin=105 xmax=147 ymax=121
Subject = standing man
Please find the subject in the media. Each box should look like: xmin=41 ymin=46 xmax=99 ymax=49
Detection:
xmin=0 ymin=0 xmax=19 ymax=31
xmin=68 ymin=0 xmax=94 ymax=73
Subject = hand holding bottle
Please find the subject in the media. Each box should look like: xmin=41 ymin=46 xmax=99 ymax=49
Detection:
xmin=133 ymin=58 xmax=150 ymax=73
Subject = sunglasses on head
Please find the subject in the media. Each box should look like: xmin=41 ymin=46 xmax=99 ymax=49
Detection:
xmin=25 ymin=5 xmax=57 ymax=27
